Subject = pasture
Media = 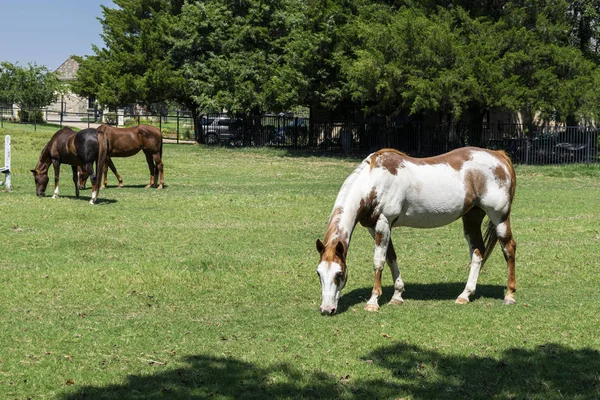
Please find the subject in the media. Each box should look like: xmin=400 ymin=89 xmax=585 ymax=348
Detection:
xmin=1 ymin=123 xmax=599 ymax=399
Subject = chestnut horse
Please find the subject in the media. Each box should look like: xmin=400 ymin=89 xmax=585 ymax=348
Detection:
xmin=95 ymin=124 xmax=164 ymax=189
xmin=31 ymin=127 xmax=107 ymax=204
xmin=316 ymin=147 xmax=517 ymax=315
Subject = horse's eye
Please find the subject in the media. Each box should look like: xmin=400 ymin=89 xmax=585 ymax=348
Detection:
xmin=334 ymin=272 xmax=343 ymax=284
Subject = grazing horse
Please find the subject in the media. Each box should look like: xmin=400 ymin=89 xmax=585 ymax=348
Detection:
xmin=316 ymin=147 xmax=517 ymax=315
xmin=78 ymin=157 xmax=123 ymax=189
xmin=96 ymin=124 xmax=164 ymax=189
xmin=31 ymin=127 xmax=107 ymax=204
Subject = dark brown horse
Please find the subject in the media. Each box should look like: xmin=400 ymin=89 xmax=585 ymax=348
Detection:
xmin=95 ymin=124 xmax=164 ymax=189
xmin=31 ymin=127 xmax=107 ymax=204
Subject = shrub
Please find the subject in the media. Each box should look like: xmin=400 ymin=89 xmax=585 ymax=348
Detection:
xmin=18 ymin=109 xmax=45 ymax=123
xmin=103 ymin=112 xmax=117 ymax=125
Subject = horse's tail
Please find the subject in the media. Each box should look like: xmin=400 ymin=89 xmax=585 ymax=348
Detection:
xmin=481 ymin=218 xmax=499 ymax=267
xmin=96 ymin=128 xmax=108 ymax=190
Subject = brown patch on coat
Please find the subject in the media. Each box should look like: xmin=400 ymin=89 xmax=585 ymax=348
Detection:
xmin=370 ymin=147 xmax=475 ymax=173
xmin=369 ymin=149 xmax=406 ymax=175
xmin=491 ymin=150 xmax=516 ymax=201
xmin=375 ymin=232 xmax=383 ymax=246
xmin=319 ymin=207 xmax=349 ymax=276
xmin=463 ymin=170 xmax=488 ymax=213
xmin=356 ymin=187 xmax=379 ymax=228
xmin=408 ymin=147 xmax=472 ymax=171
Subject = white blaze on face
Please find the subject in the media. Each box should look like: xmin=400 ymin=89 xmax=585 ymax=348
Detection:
xmin=317 ymin=260 xmax=346 ymax=315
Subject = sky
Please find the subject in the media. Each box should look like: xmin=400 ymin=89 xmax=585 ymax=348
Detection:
xmin=0 ymin=0 xmax=115 ymax=71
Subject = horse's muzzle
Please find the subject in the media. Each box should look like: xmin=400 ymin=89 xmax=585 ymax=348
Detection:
xmin=320 ymin=306 xmax=337 ymax=315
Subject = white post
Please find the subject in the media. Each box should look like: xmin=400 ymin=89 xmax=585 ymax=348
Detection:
xmin=1 ymin=135 xmax=11 ymax=191
xmin=117 ymin=108 xmax=125 ymax=126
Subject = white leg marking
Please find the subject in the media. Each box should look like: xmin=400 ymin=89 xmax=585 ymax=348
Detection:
xmin=496 ymin=222 xmax=508 ymax=239
xmin=457 ymin=251 xmax=482 ymax=304
xmin=388 ymin=259 xmax=405 ymax=305
xmin=90 ymin=190 xmax=97 ymax=204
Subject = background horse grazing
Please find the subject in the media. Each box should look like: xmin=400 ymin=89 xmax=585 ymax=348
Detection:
xmin=31 ymin=127 xmax=107 ymax=204
xmin=78 ymin=157 xmax=123 ymax=189
xmin=316 ymin=147 xmax=517 ymax=315
xmin=97 ymin=124 xmax=164 ymax=189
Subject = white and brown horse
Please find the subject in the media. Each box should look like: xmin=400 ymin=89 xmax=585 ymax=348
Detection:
xmin=316 ymin=147 xmax=517 ymax=315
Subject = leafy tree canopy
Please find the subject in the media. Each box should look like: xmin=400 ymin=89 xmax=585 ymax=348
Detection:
xmin=0 ymin=62 xmax=61 ymax=110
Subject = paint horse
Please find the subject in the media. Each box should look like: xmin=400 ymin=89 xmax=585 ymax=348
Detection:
xmin=316 ymin=147 xmax=517 ymax=315
xmin=95 ymin=124 xmax=164 ymax=189
xmin=31 ymin=127 xmax=107 ymax=204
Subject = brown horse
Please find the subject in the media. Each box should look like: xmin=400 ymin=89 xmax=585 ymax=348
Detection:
xmin=31 ymin=127 xmax=107 ymax=204
xmin=95 ymin=124 xmax=164 ymax=189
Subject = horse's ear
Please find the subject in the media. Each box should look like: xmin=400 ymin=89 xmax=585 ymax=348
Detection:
xmin=335 ymin=241 xmax=346 ymax=262
xmin=316 ymin=239 xmax=325 ymax=255
xmin=31 ymin=169 xmax=37 ymax=175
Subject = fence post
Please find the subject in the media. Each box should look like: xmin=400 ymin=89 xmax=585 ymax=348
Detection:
xmin=1 ymin=135 xmax=12 ymax=192
xmin=177 ymin=110 xmax=180 ymax=144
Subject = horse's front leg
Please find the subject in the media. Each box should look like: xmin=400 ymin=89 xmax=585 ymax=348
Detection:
xmin=107 ymin=158 xmax=123 ymax=188
xmin=367 ymin=228 xmax=405 ymax=307
xmin=365 ymin=216 xmax=391 ymax=312
xmin=71 ymin=165 xmax=80 ymax=198
xmin=51 ymin=160 xmax=61 ymax=199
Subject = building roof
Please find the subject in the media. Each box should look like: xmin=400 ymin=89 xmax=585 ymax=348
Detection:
xmin=54 ymin=58 xmax=79 ymax=81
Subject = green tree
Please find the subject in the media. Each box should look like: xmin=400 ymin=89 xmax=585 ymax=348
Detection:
xmin=0 ymin=62 xmax=60 ymax=111
xmin=71 ymin=0 xmax=189 ymax=121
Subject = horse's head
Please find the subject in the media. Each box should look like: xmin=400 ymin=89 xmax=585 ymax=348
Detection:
xmin=31 ymin=168 xmax=49 ymax=197
xmin=77 ymin=166 xmax=89 ymax=189
xmin=316 ymin=239 xmax=348 ymax=315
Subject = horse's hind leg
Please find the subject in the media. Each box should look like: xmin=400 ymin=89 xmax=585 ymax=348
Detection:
xmin=153 ymin=153 xmax=164 ymax=189
xmin=385 ymin=238 xmax=405 ymax=305
xmin=456 ymin=208 xmax=486 ymax=304
xmin=144 ymin=151 xmax=156 ymax=188
xmin=497 ymin=216 xmax=517 ymax=305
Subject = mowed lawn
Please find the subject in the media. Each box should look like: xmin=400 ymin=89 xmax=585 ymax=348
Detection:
xmin=1 ymin=123 xmax=599 ymax=399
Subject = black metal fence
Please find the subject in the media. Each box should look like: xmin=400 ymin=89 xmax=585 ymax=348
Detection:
xmin=2 ymin=106 xmax=598 ymax=164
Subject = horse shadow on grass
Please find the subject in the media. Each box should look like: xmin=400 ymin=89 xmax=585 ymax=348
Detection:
xmin=61 ymin=195 xmax=118 ymax=205
xmin=337 ymin=282 xmax=505 ymax=313
xmin=59 ymin=343 xmax=600 ymax=399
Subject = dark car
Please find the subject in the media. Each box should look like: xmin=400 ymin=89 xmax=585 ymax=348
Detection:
xmin=202 ymin=116 xmax=245 ymax=145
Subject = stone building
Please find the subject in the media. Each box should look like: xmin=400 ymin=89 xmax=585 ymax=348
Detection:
xmin=47 ymin=58 xmax=93 ymax=117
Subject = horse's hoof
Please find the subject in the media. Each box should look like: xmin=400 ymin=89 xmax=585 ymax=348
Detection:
xmin=51 ymin=195 xmax=58 ymax=199
xmin=118 ymin=184 xmax=124 ymax=188
xmin=503 ymin=298 xmax=516 ymax=305
xmin=455 ymin=297 xmax=470 ymax=305
xmin=145 ymin=184 xmax=152 ymax=189
xmin=389 ymin=298 xmax=404 ymax=306
xmin=364 ymin=304 xmax=380 ymax=312
xmin=156 ymin=185 xmax=163 ymax=190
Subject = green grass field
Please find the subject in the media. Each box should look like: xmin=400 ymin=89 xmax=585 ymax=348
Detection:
xmin=1 ymin=123 xmax=600 ymax=399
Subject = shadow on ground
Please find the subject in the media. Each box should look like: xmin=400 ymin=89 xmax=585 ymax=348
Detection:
xmin=60 ymin=342 xmax=600 ymax=399
xmin=337 ymin=282 xmax=505 ymax=313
